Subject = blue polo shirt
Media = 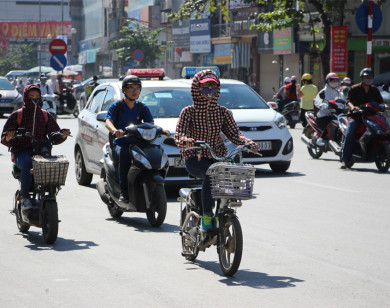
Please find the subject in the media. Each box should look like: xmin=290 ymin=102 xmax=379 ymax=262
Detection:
xmin=105 ymin=99 xmax=154 ymax=145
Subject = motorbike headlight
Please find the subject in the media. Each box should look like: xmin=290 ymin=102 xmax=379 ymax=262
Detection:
xmin=139 ymin=128 xmax=157 ymax=141
xmin=275 ymin=113 xmax=287 ymax=129
xmin=131 ymin=150 xmax=152 ymax=169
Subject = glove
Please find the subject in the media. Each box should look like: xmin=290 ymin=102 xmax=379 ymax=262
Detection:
xmin=320 ymin=103 xmax=328 ymax=110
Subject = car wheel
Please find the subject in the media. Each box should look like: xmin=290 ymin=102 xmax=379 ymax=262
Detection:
xmin=75 ymin=149 xmax=93 ymax=186
xmin=269 ymin=161 xmax=291 ymax=173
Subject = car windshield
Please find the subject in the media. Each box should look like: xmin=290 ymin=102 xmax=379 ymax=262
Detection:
xmin=139 ymin=83 xmax=268 ymax=118
xmin=0 ymin=79 xmax=15 ymax=90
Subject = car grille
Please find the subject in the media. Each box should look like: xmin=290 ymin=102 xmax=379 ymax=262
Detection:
xmin=0 ymin=99 xmax=13 ymax=103
xmin=243 ymin=140 xmax=282 ymax=158
xmin=239 ymin=125 xmax=273 ymax=132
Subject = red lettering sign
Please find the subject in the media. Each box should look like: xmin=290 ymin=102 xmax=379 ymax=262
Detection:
xmin=0 ymin=21 xmax=72 ymax=39
xmin=330 ymin=26 xmax=348 ymax=74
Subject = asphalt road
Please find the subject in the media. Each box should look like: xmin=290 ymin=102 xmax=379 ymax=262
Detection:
xmin=0 ymin=115 xmax=389 ymax=307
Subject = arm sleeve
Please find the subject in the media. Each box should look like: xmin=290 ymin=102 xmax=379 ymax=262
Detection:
xmin=142 ymin=104 xmax=154 ymax=123
xmin=105 ymin=103 xmax=117 ymax=123
xmin=174 ymin=107 xmax=195 ymax=151
xmin=1 ymin=112 xmax=18 ymax=147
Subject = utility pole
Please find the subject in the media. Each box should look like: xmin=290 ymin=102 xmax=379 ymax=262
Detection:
xmin=367 ymin=0 xmax=373 ymax=68
xmin=39 ymin=0 xmax=42 ymax=76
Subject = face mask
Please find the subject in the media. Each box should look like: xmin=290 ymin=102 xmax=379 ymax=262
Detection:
xmin=201 ymin=87 xmax=218 ymax=99
xmin=362 ymin=78 xmax=374 ymax=86
xmin=31 ymin=99 xmax=40 ymax=105
xmin=329 ymin=81 xmax=339 ymax=88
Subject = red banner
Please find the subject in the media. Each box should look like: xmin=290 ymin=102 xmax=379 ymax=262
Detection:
xmin=0 ymin=21 xmax=72 ymax=39
xmin=330 ymin=26 xmax=348 ymax=76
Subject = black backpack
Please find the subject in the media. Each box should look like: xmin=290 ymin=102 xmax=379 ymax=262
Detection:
xmin=108 ymin=100 xmax=145 ymax=148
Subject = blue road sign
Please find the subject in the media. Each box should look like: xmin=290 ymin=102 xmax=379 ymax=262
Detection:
xmin=356 ymin=2 xmax=382 ymax=34
xmin=50 ymin=53 xmax=67 ymax=71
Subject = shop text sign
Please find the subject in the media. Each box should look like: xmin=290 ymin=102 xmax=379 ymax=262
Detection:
xmin=330 ymin=26 xmax=348 ymax=75
xmin=0 ymin=21 xmax=72 ymax=39
xmin=273 ymin=28 xmax=293 ymax=55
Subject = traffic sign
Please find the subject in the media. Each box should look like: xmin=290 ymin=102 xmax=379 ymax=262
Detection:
xmin=356 ymin=2 xmax=382 ymax=34
xmin=50 ymin=53 xmax=67 ymax=71
xmin=132 ymin=49 xmax=144 ymax=62
xmin=49 ymin=39 xmax=68 ymax=55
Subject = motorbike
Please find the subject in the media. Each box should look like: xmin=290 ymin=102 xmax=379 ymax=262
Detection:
xmin=42 ymin=94 xmax=57 ymax=120
xmin=56 ymin=89 xmax=79 ymax=118
xmin=338 ymin=102 xmax=390 ymax=172
xmin=179 ymin=141 xmax=259 ymax=276
xmin=301 ymin=99 xmax=347 ymax=159
xmin=96 ymin=122 xmax=169 ymax=227
xmin=11 ymin=129 xmax=70 ymax=244
xmin=279 ymin=100 xmax=300 ymax=128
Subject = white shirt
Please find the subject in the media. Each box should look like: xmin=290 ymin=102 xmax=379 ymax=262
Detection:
xmin=37 ymin=82 xmax=54 ymax=95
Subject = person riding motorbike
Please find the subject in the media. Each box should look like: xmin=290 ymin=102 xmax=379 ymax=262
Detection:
xmin=340 ymin=68 xmax=388 ymax=169
xmin=297 ymin=73 xmax=318 ymax=127
xmin=273 ymin=76 xmax=291 ymax=101
xmin=1 ymin=85 xmax=70 ymax=216
xmin=339 ymin=77 xmax=352 ymax=99
xmin=279 ymin=75 xmax=298 ymax=112
xmin=105 ymin=75 xmax=169 ymax=203
xmin=53 ymin=73 xmax=74 ymax=107
xmin=175 ymin=69 xmax=259 ymax=232
xmin=313 ymin=72 xmax=341 ymax=146
xmin=37 ymin=74 xmax=54 ymax=96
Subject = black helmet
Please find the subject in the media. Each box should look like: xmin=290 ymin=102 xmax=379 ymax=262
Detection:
xmin=122 ymin=75 xmax=142 ymax=91
xmin=360 ymin=68 xmax=374 ymax=78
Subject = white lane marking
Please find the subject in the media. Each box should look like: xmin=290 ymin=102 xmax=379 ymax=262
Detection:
xmin=295 ymin=180 xmax=359 ymax=193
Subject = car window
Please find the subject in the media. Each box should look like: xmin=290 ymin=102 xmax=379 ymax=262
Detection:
xmin=0 ymin=79 xmax=14 ymax=90
xmin=139 ymin=88 xmax=193 ymax=118
xmin=101 ymin=89 xmax=116 ymax=111
xmin=87 ymin=90 xmax=107 ymax=114
xmin=219 ymin=84 xmax=268 ymax=109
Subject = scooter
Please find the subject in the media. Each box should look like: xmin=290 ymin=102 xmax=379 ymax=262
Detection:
xmin=301 ymin=99 xmax=347 ymax=159
xmin=11 ymin=129 xmax=70 ymax=244
xmin=97 ymin=122 xmax=169 ymax=227
xmin=42 ymin=94 xmax=57 ymax=120
xmin=280 ymin=100 xmax=300 ymax=128
xmin=338 ymin=102 xmax=390 ymax=172
xmin=56 ymin=89 xmax=79 ymax=118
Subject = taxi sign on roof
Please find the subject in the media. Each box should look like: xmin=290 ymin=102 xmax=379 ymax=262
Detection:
xmin=127 ymin=68 xmax=165 ymax=79
xmin=182 ymin=66 xmax=220 ymax=78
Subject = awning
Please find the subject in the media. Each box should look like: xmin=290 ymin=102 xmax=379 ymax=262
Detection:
xmin=232 ymin=42 xmax=251 ymax=69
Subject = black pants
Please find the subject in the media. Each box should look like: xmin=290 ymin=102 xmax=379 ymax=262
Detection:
xmin=316 ymin=116 xmax=334 ymax=137
xmin=300 ymin=108 xmax=312 ymax=127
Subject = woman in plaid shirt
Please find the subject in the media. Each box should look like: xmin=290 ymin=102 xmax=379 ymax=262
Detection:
xmin=175 ymin=69 xmax=259 ymax=231
xmin=1 ymin=85 xmax=70 ymax=214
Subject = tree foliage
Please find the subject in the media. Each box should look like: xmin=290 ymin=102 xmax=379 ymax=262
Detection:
xmin=111 ymin=20 xmax=173 ymax=68
xmin=0 ymin=43 xmax=37 ymax=76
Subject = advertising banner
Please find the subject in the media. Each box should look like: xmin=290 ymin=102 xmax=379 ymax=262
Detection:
xmin=0 ymin=21 xmax=72 ymax=39
xmin=273 ymin=27 xmax=293 ymax=55
xmin=330 ymin=26 xmax=348 ymax=76
xmin=190 ymin=19 xmax=211 ymax=54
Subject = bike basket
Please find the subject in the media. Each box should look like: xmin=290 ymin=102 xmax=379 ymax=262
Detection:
xmin=206 ymin=162 xmax=256 ymax=200
xmin=32 ymin=155 xmax=69 ymax=185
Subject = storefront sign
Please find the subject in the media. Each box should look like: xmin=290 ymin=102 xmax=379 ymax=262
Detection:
xmin=273 ymin=28 xmax=293 ymax=55
xmin=190 ymin=19 xmax=211 ymax=54
xmin=330 ymin=26 xmax=348 ymax=75
xmin=0 ymin=21 xmax=71 ymax=39
xmin=213 ymin=43 xmax=232 ymax=65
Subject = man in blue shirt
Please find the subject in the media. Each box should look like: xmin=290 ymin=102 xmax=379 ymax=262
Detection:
xmin=105 ymin=75 xmax=155 ymax=202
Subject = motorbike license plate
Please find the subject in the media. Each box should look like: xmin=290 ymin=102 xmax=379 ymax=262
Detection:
xmin=256 ymin=141 xmax=272 ymax=150
xmin=169 ymin=158 xmax=186 ymax=168
xmin=292 ymin=115 xmax=300 ymax=121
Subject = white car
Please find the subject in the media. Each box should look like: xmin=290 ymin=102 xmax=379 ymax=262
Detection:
xmin=74 ymin=70 xmax=293 ymax=186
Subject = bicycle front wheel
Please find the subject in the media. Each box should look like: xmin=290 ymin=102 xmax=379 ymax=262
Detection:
xmin=218 ymin=216 xmax=243 ymax=276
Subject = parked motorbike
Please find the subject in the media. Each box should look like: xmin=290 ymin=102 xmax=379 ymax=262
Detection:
xmin=301 ymin=99 xmax=347 ymax=159
xmin=338 ymin=102 xmax=390 ymax=172
xmin=56 ymin=89 xmax=79 ymax=118
xmin=279 ymin=100 xmax=300 ymax=128
xmin=11 ymin=129 xmax=70 ymax=244
xmin=96 ymin=122 xmax=169 ymax=227
xmin=179 ymin=141 xmax=259 ymax=276
xmin=42 ymin=94 xmax=57 ymax=120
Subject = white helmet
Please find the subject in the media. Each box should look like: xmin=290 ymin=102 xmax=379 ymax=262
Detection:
xmin=341 ymin=77 xmax=351 ymax=85
xmin=284 ymin=77 xmax=291 ymax=83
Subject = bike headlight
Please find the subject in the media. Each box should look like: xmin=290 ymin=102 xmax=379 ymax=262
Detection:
xmin=275 ymin=113 xmax=287 ymax=129
xmin=131 ymin=150 xmax=152 ymax=169
xmin=139 ymin=128 xmax=157 ymax=141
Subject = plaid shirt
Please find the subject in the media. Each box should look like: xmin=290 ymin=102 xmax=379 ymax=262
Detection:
xmin=1 ymin=101 xmax=64 ymax=154
xmin=175 ymin=69 xmax=258 ymax=160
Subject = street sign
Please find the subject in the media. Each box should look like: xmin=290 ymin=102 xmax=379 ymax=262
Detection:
xmin=49 ymin=39 xmax=68 ymax=55
xmin=50 ymin=53 xmax=67 ymax=71
xmin=356 ymin=2 xmax=382 ymax=34
xmin=132 ymin=49 xmax=144 ymax=62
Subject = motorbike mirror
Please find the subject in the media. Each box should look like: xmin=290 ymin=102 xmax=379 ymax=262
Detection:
xmin=96 ymin=111 xmax=107 ymax=122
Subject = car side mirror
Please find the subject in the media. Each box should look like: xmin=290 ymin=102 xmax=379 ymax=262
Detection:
xmin=267 ymin=102 xmax=278 ymax=110
xmin=96 ymin=111 xmax=107 ymax=122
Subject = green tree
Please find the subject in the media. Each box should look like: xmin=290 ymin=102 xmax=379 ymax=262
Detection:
xmin=111 ymin=20 xmax=172 ymax=69
xmin=170 ymin=0 xmax=387 ymax=81
xmin=0 ymin=42 xmax=38 ymax=75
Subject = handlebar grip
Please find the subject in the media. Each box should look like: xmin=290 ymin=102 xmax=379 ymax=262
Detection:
xmin=194 ymin=140 xmax=206 ymax=147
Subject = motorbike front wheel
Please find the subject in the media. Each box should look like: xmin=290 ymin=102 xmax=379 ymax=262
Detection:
xmin=180 ymin=208 xmax=199 ymax=261
xmin=42 ymin=200 xmax=58 ymax=244
xmin=218 ymin=216 xmax=243 ymax=276
xmin=375 ymin=143 xmax=390 ymax=173
xmin=146 ymin=185 xmax=167 ymax=227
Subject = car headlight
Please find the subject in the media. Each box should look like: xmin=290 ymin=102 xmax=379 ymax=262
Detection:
xmin=275 ymin=113 xmax=287 ymax=129
xmin=131 ymin=150 xmax=152 ymax=169
xmin=139 ymin=128 xmax=157 ymax=141
xmin=161 ymin=151 xmax=169 ymax=169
